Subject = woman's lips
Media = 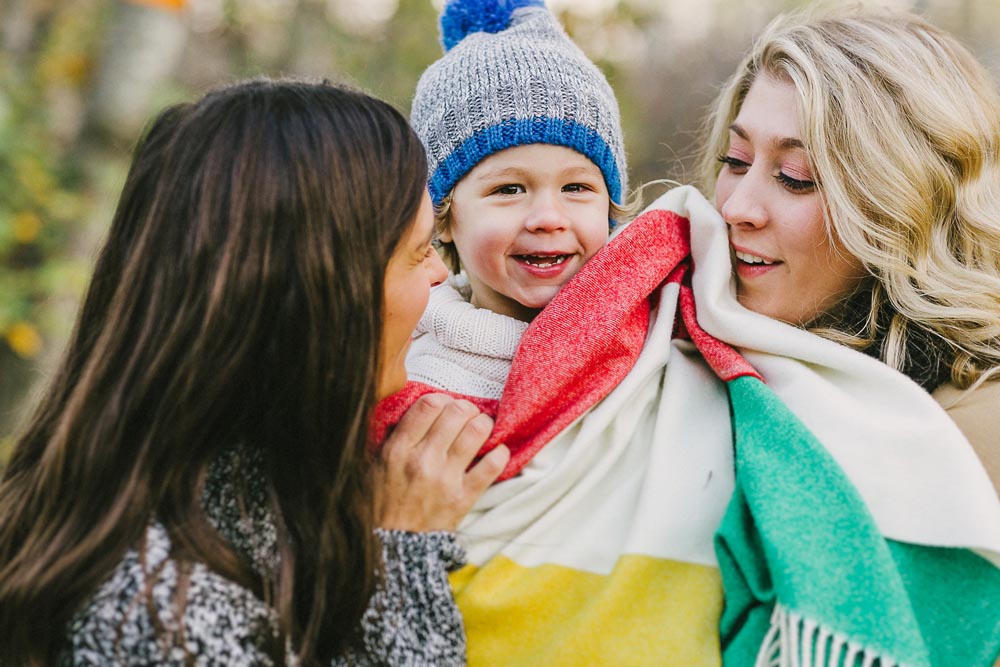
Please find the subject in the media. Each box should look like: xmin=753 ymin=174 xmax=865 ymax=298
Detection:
xmin=735 ymin=260 xmax=780 ymax=279
xmin=732 ymin=246 xmax=782 ymax=279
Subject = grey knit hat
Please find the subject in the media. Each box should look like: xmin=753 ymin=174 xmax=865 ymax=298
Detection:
xmin=411 ymin=0 xmax=627 ymax=206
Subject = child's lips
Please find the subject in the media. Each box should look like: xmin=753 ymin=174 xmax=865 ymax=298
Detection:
xmin=511 ymin=252 xmax=574 ymax=277
xmin=513 ymin=253 xmax=571 ymax=267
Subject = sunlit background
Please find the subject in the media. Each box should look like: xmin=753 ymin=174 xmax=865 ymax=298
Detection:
xmin=2 ymin=0 xmax=999 ymax=458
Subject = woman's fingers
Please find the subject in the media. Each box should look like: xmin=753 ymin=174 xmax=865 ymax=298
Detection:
xmin=381 ymin=393 xmax=452 ymax=453
xmin=375 ymin=394 xmax=502 ymax=532
xmin=382 ymin=395 xmax=479 ymax=464
xmin=444 ymin=411 xmax=493 ymax=467
xmin=464 ymin=444 xmax=510 ymax=497
xmin=416 ymin=398 xmax=483 ymax=463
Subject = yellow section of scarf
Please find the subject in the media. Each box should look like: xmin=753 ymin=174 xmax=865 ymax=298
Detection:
xmin=451 ymin=553 xmax=724 ymax=666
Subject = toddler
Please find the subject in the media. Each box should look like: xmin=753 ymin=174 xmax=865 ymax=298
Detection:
xmin=407 ymin=0 xmax=629 ymax=400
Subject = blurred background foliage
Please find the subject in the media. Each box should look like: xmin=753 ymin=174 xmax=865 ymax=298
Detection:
xmin=2 ymin=0 xmax=999 ymax=462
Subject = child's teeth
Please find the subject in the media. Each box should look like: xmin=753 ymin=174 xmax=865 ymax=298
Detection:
xmin=523 ymin=255 xmax=567 ymax=267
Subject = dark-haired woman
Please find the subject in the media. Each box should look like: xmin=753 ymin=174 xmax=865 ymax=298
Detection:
xmin=0 ymin=78 xmax=509 ymax=666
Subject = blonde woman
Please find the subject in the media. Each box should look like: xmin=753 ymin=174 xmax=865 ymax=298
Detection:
xmin=671 ymin=6 xmax=1000 ymax=665
xmin=701 ymin=7 xmax=1000 ymax=493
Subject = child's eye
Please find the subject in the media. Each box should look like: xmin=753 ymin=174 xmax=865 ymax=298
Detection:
xmin=492 ymin=184 xmax=525 ymax=196
xmin=562 ymin=183 xmax=593 ymax=193
xmin=717 ymin=154 xmax=750 ymax=174
xmin=775 ymin=172 xmax=816 ymax=193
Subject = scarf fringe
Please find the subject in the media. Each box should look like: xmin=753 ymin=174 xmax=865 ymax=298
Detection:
xmin=755 ymin=603 xmax=907 ymax=667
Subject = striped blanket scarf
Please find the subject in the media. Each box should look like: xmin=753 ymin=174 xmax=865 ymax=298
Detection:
xmin=374 ymin=186 xmax=1000 ymax=667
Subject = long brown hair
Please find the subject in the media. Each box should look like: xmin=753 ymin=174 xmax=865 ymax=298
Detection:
xmin=0 ymin=78 xmax=429 ymax=665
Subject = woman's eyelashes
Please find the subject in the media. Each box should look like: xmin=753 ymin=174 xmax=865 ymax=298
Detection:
xmin=717 ymin=154 xmax=749 ymax=173
xmin=775 ymin=171 xmax=816 ymax=193
xmin=411 ymin=243 xmax=435 ymax=267
xmin=717 ymin=154 xmax=816 ymax=193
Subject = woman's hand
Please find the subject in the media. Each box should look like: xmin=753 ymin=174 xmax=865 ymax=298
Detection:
xmin=374 ymin=393 xmax=510 ymax=532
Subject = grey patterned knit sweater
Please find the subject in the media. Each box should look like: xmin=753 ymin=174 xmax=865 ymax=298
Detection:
xmin=62 ymin=450 xmax=467 ymax=666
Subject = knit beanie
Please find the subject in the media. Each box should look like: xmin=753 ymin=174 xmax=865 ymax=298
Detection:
xmin=411 ymin=0 xmax=627 ymax=207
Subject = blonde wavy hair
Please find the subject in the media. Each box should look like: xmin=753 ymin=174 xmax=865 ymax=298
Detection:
xmin=700 ymin=6 xmax=1000 ymax=390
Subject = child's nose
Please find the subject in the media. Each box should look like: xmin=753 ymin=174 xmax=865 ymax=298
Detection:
xmin=524 ymin=191 xmax=569 ymax=232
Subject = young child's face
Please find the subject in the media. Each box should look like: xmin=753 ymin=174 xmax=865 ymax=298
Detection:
xmin=443 ymin=144 xmax=610 ymax=321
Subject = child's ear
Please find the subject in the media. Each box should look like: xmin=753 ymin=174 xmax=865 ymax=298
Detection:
xmin=438 ymin=228 xmax=453 ymax=243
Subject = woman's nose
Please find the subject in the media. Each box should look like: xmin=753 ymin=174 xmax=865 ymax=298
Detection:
xmin=428 ymin=247 xmax=449 ymax=287
xmin=718 ymin=177 xmax=768 ymax=230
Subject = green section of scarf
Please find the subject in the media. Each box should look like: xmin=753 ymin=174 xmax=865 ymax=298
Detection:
xmin=716 ymin=376 xmax=1000 ymax=667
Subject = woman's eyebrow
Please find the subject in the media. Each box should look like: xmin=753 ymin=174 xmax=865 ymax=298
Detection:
xmin=729 ymin=123 xmax=804 ymax=151
xmin=774 ymin=137 xmax=805 ymax=150
xmin=728 ymin=123 xmax=749 ymax=141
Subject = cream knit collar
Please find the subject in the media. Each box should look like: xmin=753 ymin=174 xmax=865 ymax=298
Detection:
xmin=415 ymin=275 xmax=528 ymax=361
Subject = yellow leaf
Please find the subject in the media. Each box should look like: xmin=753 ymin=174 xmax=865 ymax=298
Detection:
xmin=62 ymin=54 xmax=91 ymax=84
xmin=36 ymin=54 xmax=90 ymax=85
xmin=16 ymin=159 xmax=54 ymax=201
xmin=11 ymin=212 xmax=42 ymax=243
xmin=5 ymin=322 xmax=43 ymax=358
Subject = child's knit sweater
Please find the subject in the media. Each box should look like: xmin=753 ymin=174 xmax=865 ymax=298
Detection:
xmin=406 ymin=276 xmax=529 ymax=400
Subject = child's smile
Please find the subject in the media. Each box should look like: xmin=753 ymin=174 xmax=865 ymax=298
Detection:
xmin=515 ymin=253 xmax=569 ymax=269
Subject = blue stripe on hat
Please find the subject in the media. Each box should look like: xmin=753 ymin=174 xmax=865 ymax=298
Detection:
xmin=429 ymin=117 xmax=623 ymax=206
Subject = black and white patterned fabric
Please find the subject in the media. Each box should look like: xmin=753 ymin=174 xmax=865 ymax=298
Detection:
xmin=62 ymin=449 xmax=468 ymax=666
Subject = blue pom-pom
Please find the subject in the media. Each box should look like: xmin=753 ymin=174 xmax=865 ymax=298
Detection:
xmin=440 ymin=0 xmax=545 ymax=52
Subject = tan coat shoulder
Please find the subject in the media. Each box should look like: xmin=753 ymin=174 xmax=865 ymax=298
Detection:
xmin=933 ymin=380 xmax=1000 ymax=496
